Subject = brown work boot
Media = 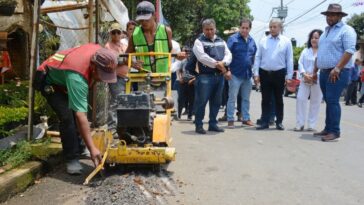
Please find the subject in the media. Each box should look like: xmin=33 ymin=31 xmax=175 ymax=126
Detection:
xmin=321 ymin=133 xmax=340 ymax=142
xmin=227 ymin=121 xmax=234 ymax=129
xmin=242 ymin=120 xmax=254 ymax=126
xmin=313 ymin=130 xmax=328 ymax=136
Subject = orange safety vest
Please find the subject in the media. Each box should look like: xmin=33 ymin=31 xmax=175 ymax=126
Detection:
xmin=37 ymin=43 xmax=101 ymax=84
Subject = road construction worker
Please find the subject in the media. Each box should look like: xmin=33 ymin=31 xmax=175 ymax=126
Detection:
xmin=125 ymin=1 xmax=185 ymax=72
xmin=36 ymin=43 xmax=117 ymax=175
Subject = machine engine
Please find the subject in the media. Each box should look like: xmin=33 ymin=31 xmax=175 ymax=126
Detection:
xmin=117 ymin=92 xmax=156 ymax=145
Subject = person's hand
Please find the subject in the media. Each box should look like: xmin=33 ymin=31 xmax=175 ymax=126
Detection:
xmin=312 ymin=73 xmax=318 ymax=83
xmin=188 ymin=78 xmax=195 ymax=85
xmin=286 ymin=79 xmax=292 ymax=85
xmin=216 ymin=61 xmax=226 ymax=72
xmin=329 ymin=68 xmax=340 ymax=83
xmin=254 ymin=76 xmax=260 ymax=85
xmin=303 ymin=74 xmax=313 ymax=84
xmin=224 ymin=71 xmax=232 ymax=80
xmin=90 ymin=147 xmax=102 ymax=167
xmin=132 ymin=60 xmax=143 ymax=70
xmin=176 ymin=52 xmax=187 ymax=60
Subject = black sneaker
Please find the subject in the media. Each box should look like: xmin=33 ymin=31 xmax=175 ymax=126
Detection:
xmin=256 ymin=119 xmax=262 ymax=125
xmin=208 ymin=125 xmax=225 ymax=132
xmin=256 ymin=123 xmax=269 ymax=130
xmin=195 ymin=126 xmax=206 ymax=134
xmin=276 ymin=123 xmax=285 ymax=130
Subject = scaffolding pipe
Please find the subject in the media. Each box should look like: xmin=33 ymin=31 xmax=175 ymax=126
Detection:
xmin=95 ymin=0 xmax=100 ymax=44
xmin=27 ymin=0 xmax=41 ymax=141
xmin=88 ymin=0 xmax=94 ymax=42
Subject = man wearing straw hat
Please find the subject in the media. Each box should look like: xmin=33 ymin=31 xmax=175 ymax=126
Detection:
xmin=313 ymin=3 xmax=357 ymax=141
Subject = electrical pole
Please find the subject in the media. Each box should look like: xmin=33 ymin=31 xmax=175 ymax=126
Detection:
xmin=272 ymin=0 xmax=287 ymax=33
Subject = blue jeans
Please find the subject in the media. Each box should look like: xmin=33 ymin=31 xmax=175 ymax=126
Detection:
xmin=227 ymin=75 xmax=252 ymax=121
xmin=319 ymin=69 xmax=349 ymax=135
xmin=194 ymin=74 xmax=224 ymax=127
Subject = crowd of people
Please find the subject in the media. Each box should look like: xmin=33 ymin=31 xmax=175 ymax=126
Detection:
xmin=35 ymin=1 xmax=361 ymax=175
xmin=172 ymin=3 xmax=360 ymax=143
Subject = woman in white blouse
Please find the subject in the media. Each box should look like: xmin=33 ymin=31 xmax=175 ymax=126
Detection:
xmin=294 ymin=29 xmax=323 ymax=131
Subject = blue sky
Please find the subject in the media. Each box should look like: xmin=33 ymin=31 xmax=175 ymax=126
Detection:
xmin=248 ymin=0 xmax=364 ymax=46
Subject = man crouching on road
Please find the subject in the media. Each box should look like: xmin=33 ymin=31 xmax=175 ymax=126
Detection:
xmin=191 ymin=18 xmax=232 ymax=134
xmin=36 ymin=43 xmax=117 ymax=174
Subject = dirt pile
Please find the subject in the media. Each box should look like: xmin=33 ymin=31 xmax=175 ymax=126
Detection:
xmin=85 ymin=169 xmax=177 ymax=205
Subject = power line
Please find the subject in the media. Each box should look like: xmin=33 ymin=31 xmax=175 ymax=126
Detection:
xmin=285 ymin=0 xmax=350 ymax=28
xmin=285 ymin=0 xmax=296 ymax=6
xmin=253 ymin=9 xmax=273 ymax=35
xmin=284 ymin=0 xmax=327 ymax=26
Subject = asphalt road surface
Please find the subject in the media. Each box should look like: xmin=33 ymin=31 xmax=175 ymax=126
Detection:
xmin=3 ymin=92 xmax=364 ymax=205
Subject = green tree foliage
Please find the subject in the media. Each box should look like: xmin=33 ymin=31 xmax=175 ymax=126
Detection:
xmin=163 ymin=0 xmax=251 ymax=44
xmin=347 ymin=13 xmax=364 ymax=40
xmin=161 ymin=0 xmax=205 ymax=45
xmin=202 ymin=0 xmax=252 ymax=37
xmin=39 ymin=15 xmax=60 ymax=63
xmin=293 ymin=46 xmax=305 ymax=66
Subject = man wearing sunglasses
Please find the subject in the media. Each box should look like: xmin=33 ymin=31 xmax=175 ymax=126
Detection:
xmin=105 ymin=23 xmax=128 ymax=138
xmin=126 ymin=1 xmax=185 ymax=72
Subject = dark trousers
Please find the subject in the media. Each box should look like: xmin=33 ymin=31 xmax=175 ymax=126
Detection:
xmin=359 ymin=94 xmax=364 ymax=104
xmin=259 ymin=93 xmax=276 ymax=122
xmin=42 ymin=90 xmax=82 ymax=160
xmin=345 ymin=81 xmax=358 ymax=104
xmin=259 ymin=68 xmax=286 ymax=124
xmin=176 ymin=81 xmax=195 ymax=118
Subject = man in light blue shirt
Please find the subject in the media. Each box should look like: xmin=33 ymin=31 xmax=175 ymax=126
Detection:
xmin=313 ymin=4 xmax=357 ymax=142
xmin=253 ymin=18 xmax=293 ymax=130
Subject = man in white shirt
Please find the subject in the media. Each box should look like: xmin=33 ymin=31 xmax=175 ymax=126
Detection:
xmin=253 ymin=18 xmax=293 ymax=130
xmin=192 ymin=19 xmax=232 ymax=134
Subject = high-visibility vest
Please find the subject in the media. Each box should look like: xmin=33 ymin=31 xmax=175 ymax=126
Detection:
xmin=37 ymin=43 xmax=101 ymax=84
xmin=132 ymin=24 xmax=169 ymax=73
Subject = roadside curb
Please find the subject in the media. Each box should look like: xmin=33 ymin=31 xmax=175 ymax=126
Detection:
xmin=0 ymin=145 xmax=63 ymax=203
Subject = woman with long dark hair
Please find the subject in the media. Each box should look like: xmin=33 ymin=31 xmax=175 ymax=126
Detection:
xmin=294 ymin=29 xmax=323 ymax=131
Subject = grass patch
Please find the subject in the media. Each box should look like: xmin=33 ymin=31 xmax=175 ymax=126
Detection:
xmin=0 ymin=140 xmax=32 ymax=170
xmin=0 ymin=138 xmax=51 ymax=172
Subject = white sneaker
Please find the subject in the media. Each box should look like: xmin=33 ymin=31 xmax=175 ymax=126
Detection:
xmin=293 ymin=126 xmax=304 ymax=131
xmin=66 ymin=159 xmax=83 ymax=175
xmin=80 ymin=148 xmax=91 ymax=159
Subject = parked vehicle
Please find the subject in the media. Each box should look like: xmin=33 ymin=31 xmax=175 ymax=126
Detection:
xmin=284 ymin=70 xmax=300 ymax=97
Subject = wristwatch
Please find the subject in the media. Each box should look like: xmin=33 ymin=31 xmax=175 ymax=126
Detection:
xmin=333 ymin=67 xmax=341 ymax=73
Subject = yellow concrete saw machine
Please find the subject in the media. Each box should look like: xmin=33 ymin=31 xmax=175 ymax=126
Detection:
xmin=84 ymin=52 xmax=176 ymax=185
